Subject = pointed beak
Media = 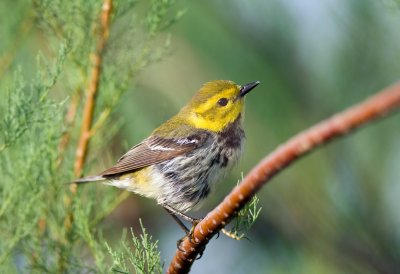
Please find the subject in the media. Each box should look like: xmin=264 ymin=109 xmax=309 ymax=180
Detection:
xmin=240 ymin=81 xmax=260 ymax=97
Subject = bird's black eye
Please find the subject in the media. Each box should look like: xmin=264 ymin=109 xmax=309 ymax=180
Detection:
xmin=217 ymin=98 xmax=229 ymax=106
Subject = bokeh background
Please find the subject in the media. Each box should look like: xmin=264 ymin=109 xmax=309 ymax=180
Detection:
xmin=113 ymin=1 xmax=400 ymax=273
xmin=2 ymin=0 xmax=400 ymax=273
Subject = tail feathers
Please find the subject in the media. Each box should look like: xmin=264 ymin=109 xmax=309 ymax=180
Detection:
xmin=72 ymin=175 xmax=105 ymax=184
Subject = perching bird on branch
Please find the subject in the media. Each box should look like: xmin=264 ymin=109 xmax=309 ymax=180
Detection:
xmin=74 ymin=80 xmax=260 ymax=231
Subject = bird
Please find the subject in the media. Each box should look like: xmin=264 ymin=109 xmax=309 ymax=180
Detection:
xmin=74 ymin=80 xmax=260 ymax=232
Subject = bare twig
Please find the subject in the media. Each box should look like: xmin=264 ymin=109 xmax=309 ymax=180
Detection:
xmin=73 ymin=0 xmax=113 ymax=180
xmin=167 ymin=82 xmax=400 ymax=274
xmin=58 ymin=1 xmax=113 ymax=272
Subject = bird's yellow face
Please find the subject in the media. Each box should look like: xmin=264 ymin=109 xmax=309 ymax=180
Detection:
xmin=184 ymin=80 xmax=259 ymax=132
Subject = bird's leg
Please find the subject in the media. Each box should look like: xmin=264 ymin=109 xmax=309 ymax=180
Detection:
xmin=163 ymin=206 xmax=190 ymax=234
xmin=162 ymin=205 xmax=211 ymax=260
xmin=163 ymin=206 xmax=194 ymax=252
xmin=162 ymin=204 xmax=201 ymax=224
xmin=163 ymin=205 xmax=240 ymax=242
xmin=162 ymin=204 xmax=203 ymax=247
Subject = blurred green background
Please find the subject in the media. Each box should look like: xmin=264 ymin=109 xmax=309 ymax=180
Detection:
xmin=117 ymin=1 xmax=400 ymax=273
xmin=2 ymin=0 xmax=400 ymax=273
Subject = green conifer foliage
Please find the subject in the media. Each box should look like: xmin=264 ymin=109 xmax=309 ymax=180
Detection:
xmin=0 ymin=0 xmax=182 ymax=272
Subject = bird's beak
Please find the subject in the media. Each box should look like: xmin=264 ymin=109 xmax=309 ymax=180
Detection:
xmin=240 ymin=81 xmax=260 ymax=97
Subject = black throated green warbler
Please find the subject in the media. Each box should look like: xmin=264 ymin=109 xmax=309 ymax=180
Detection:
xmin=74 ymin=80 xmax=260 ymax=229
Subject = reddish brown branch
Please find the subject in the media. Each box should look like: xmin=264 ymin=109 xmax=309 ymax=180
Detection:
xmin=167 ymin=82 xmax=400 ymax=274
xmin=73 ymin=0 xmax=113 ymax=180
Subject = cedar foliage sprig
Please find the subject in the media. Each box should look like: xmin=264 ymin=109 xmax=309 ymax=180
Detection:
xmin=106 ymin=220 xmax=163 ymax=274
xmin=0 ymin=0 xmax=182 ymax=272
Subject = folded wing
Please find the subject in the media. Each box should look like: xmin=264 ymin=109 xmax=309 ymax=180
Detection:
xmin=100 ymin=133 xmax=209 ymax=177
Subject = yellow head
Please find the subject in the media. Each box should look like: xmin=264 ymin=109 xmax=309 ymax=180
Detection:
xmin=183 ymin=80 xmax=260 ymax=132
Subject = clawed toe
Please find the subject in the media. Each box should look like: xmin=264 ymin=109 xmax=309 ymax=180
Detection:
xmin=196 ymin=245 xmax=206 ymax=260
xmin=176 ymin=237 xmax=185 ymax=252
